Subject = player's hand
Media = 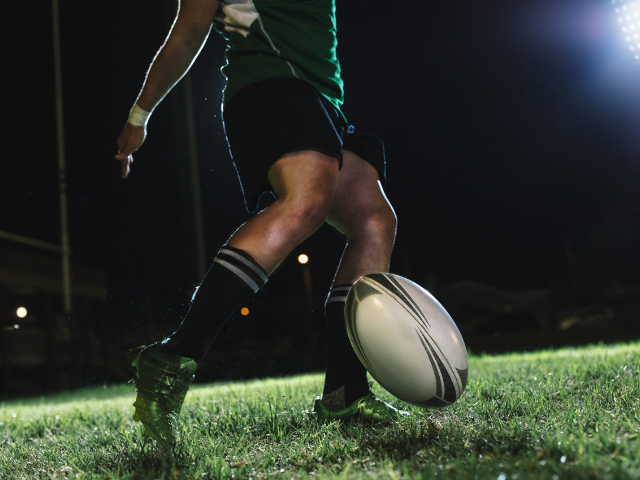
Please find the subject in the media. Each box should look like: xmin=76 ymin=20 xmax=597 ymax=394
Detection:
xmin=115 ymin=123 xmax=147 ymax=179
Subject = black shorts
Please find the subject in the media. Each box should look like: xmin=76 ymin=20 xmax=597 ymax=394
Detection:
xmin=223 ymin=77 xmax=386 ymax=214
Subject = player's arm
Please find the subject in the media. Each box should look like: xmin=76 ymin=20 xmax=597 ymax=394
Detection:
xmin=115 ymin=0 xmax=221 ymax=178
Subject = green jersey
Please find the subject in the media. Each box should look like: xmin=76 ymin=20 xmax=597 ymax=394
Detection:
xmin=213 ymin=0 xmax=344 ymax=115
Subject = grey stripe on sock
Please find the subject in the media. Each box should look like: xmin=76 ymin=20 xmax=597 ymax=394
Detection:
xmin=331 ymin=285 xmax=351 ymax=293
xmin=220 ymin=248 xmax=268 ymax=284
xmin=326 ymin=296 xmax=348 ymax=304
xmin=214 ymin=258 xmax=260 ymax=292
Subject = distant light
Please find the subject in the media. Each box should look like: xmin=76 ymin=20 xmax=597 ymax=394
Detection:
xmin=16 ymin=307 xmax=27 ymax=318
xmin=240 ymin=307 xmax=249 ymax=316
xmin=298 ymin=254 xmax=309 ymax=264
xmin=615 ymin=0 xmax=640 ymax=59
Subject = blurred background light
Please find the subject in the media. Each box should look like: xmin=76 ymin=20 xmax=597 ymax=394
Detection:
xmin=297 ymin=254 xmax=309 ymax=265
xmin=240 ymin=307 xmax=249 ymax=316
xmin=16 ymin=307 xmax=27 ymax=318
xmin=614 ymin=0 xmax=640 ymax=58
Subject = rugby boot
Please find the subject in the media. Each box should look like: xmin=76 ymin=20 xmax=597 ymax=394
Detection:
xmin=132 ymin=342 xmax=197 ymax=444
xmin=313 ymin=391 xmax=409 ymax=423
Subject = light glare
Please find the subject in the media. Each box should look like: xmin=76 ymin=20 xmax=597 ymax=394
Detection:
xmin=297 ymin=254 xmax=309 ymax=264
xmin=615 ymin=0 xmax=640 ymax=58
xmin=16 ymin=307 xmax=27 ymax=318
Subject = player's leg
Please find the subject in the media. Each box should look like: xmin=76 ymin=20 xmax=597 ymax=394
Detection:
xmin=316 ymin=150 xmax=400 ymax=420
xmin=162 ymin=150 xmax=339 ymax=359
xmin=132 ymin=150 xmax=339 ymax=443
xmin=326 ymin=150 xmax=396 ymax=285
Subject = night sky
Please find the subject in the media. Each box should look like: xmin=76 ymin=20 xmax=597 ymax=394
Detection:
xmin=3 ymin=0 xmax=640 ymax=345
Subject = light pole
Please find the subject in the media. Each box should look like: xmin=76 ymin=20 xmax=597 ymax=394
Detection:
xmin=52 ymin=0 xmax=72 ymax=316
xmin=183 ymin=72 xmax=207 ymax=279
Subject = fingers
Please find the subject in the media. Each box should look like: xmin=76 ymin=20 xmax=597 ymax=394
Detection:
xmin=117 ymin=154 xmax=133 ymax=179
xmin=114 ymin=123 xmax=145 ymax=179
xmin=114 ymin=141 xmax=134 ymax=179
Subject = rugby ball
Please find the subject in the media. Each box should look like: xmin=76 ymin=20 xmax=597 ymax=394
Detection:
xmin=345 ymin=273 xmax=468 ymax=408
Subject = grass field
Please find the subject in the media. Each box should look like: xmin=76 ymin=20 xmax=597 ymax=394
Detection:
xmin=1 ymin=342 xmax=640 ymax=479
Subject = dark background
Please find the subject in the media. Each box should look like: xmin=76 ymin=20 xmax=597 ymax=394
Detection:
xmin=2 ymin=0 xmax=640 ymax=395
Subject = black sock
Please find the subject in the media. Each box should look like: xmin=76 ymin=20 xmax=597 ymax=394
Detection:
xmin=161 ymin=245 xmax=268 ymax=361
xmin=322 ymin=284 xmax=370 ymax=407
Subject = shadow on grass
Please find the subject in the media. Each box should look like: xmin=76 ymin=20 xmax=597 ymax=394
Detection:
xmin=120 ymin=445 xmax=188 ymax=480
xmin=327 ymin=416 xmax=445 ymax=461
xmin=110 ymin=439 xmax=229 ymax=480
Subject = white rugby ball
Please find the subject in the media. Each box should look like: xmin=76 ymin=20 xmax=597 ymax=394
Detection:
xmin=345 ymin=273 xmax=468 ymax=408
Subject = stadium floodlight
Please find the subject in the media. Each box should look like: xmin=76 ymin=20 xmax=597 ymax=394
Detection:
xmin=614 ymin=0 xmax=640 ymax=58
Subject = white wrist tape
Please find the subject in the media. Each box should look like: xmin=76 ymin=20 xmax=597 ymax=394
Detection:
xmin=128 ymin=104 xmax=152 ymax=127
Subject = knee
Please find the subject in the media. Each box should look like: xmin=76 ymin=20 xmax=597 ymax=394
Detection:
xmin=283 ymin=189 xmax=335 ymax=235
